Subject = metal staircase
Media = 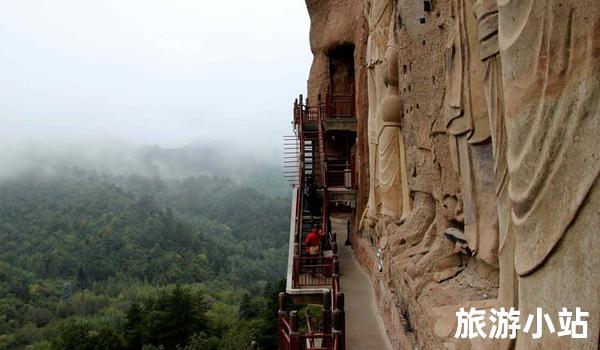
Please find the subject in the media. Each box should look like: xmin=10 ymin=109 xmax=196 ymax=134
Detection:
xmin=277 ymin=94 xmax=346 ymax=350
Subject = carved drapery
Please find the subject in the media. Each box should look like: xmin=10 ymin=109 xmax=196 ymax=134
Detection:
xmin=445 ymin=0 xmax=499 ymax=268
xmin=377 ymin=42 xmax=411 ymax=221
xmin=362 ymin=0 xmax=392 ymax=227
xmin=499 ymin=1 xmax=600 ymax=348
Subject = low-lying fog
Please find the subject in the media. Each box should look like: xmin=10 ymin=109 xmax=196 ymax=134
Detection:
xmin=0 ymin=137 xmax=290 ymax=196
xmin=0 ymin=0 xmax=311 ymax=189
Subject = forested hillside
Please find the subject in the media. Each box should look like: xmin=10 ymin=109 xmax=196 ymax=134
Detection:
xmin=0 ymin=169 xmax=290 ymax=349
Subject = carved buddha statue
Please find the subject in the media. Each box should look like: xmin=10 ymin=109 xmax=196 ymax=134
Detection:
xmin=361 ymin=0 xmax=392 ymax=228
xmin=377 ymin=42 xmax=411 ymax=222
xmin=498 ymin=1 xmax=600 ymax=348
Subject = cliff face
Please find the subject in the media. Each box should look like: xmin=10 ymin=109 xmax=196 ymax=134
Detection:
xmin=305 ymin=0 xmax=370 ymax=228
xmin=303 ymin=0 xmax=600 ymax=349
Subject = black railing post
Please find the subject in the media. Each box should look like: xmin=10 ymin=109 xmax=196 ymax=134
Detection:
xmin=322 ymin=289 xmax=332 ymax=341
xmin=293 ymin=243 xmax=300 ymax=287
xmin=333 ymin=329 xmax=342 ymax=350
xmin=333 ymin=292 xmax=345 ymax=350
xmin=345 ymin=218 xmax=352 ymax=246
xmin=293 ymin=98 xmax=298 ymax=126
xmin=333 ymin=257 xmax=339 ymax=276
xmin=290 ymin=310 xmax=300 ymax=350
xmin=278 ymin=293 xmax=288 ymax=350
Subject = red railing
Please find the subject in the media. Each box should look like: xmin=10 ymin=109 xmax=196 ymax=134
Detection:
xmin=293 ymin=90 xmax=355 ymax=128
xmin=294 ymin=256 xmax=333 ymax=287
xmin=323 ymin=89 xmax=355 ymax=119
xmin=333 ymin=330 xmax=344 ymax=350
xmin=291 ymin=92 xmax=336 ymax=290
xmin=292 ymin=91 xmax=356 ymax=193
xmin=280 ymin=316 xmax=292 ymax=347
xmin=285 ymin=92 xmax=346 ymax=350
xmin=292 ymin=227 xmax=339 ymax=288
xmin=306 ymin=105 xmax=320 ymax=123
xmin=294 ymin=95 xmax=306 ymax=240
xmin=317 ymin=101 xmax=329 ymax=243
xmin=279 ymin=292 xmax=345 ymax=350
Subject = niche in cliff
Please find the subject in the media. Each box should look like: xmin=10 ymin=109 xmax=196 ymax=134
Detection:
xmin=327 ymin=44 xmax=355 ymax=95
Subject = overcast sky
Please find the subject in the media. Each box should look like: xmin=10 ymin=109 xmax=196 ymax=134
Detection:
xmin=0 ymin=0 xmax=311 ymax=151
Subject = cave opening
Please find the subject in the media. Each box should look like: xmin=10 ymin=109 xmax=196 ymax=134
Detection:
xmin=327 ymin=44 xmax=355 ymax=96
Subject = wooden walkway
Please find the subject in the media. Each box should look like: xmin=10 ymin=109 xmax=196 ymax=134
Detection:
xmin=332 ymin=218 xmax=393 ymax=350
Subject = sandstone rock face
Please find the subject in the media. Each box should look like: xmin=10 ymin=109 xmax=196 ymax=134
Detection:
xmin=302 ymin=0 xmax=599 ymax=349
xmin=377 ymin=42 xmax=411 ymax=224
xmin=498 ymin=1 xmax=600 ymax=349
xmin=305 ymin=0 xmax=370 ymax=227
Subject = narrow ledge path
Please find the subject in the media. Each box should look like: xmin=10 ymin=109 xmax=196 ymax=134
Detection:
xmin=332 ymin=218 xmax=393 ymax=350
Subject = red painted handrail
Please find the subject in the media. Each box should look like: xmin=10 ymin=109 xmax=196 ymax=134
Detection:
xmin=292 ymin=90 xmax=355 ymax=127
xmin=285 ymin=92 xmax=347 ymax=350
xmin=316 ymin=96 xmax=329 ymax=252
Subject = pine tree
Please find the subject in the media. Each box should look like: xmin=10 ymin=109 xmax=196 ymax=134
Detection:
xmin=239 ymin=293 xmax=257 ymax=320
xmin=76 ymin=267 xmax=88 ymax=297
xmin=124 ymin=303 xmax=147 ymax=350
xmin=60 ymin=282 xmax=72 ymax=315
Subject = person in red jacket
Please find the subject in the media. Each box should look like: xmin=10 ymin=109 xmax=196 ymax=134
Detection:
xmin=305 ymin=226 xmax=324 ymax=276
xmin=305 ymin=226 xmax=323 ymax=255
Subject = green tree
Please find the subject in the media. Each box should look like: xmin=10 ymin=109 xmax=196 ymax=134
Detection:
xmin=76 ymin=267 xmax=88 ymax=297
xmin=50 ymin=320 xmax=91 ymax=350
xmin=180 ymin=333 xmax=219 ymax=350
xmin=126 ymin=286 xmax=209 ymax=350
xmin=239 ymin=293 xmax=257 ymax=321
xmin=60 ymin=283 xmax=72 ymax=316
xmin=124 ymin=303 xmax=147 ymax=350
xmin=0 ymin=169 xmax=290 ymax=349
xmin=89 ymin=326 xmax=126 ymax=350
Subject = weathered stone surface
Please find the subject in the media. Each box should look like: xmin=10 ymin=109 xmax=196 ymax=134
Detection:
xmin=498 ymin=1 xmax=600 ymax=348
xmin=300 ymin=0 xmax=600 ymax=349
xmin=377 ymin=32 xmax=411 ymax=224
xmin=362 ymin=0 xmax=394 ymax=228
xmin=305 ymin=0 xmax=370 ymax=238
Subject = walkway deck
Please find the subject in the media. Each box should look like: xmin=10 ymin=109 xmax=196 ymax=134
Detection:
xmin=332 ymin=218 xmax=393 ymax=350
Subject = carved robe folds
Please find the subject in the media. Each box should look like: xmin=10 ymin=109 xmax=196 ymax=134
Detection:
xmin=498 ymin=1 xmax=600 ymax=348
xmin=377 ymin=44 xmax=410 ymax=222
xmin=445 ymin=0 xmax=499 ymax=269
xmin=473 ymin=0 xmax=517 ymax=311
xmin=363 ymin=0 xmax=391 ymax=226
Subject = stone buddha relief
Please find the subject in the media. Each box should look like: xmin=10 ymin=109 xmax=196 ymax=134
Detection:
xmin=376 ymin=22 xmax=411 ymax=225
xmin=498 ymin=0 xmax=600 ymax=348
xmin=444 ymin=0 xmax=500 ymax=273
xmin=361 ymin=0 xmax=392 ymax=229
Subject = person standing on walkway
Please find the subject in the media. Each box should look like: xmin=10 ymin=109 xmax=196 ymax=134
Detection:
xmin=305 ymin=226 xmax=323 ymax=254
xmin=305 ymin=226 xmax=324 ymax=276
